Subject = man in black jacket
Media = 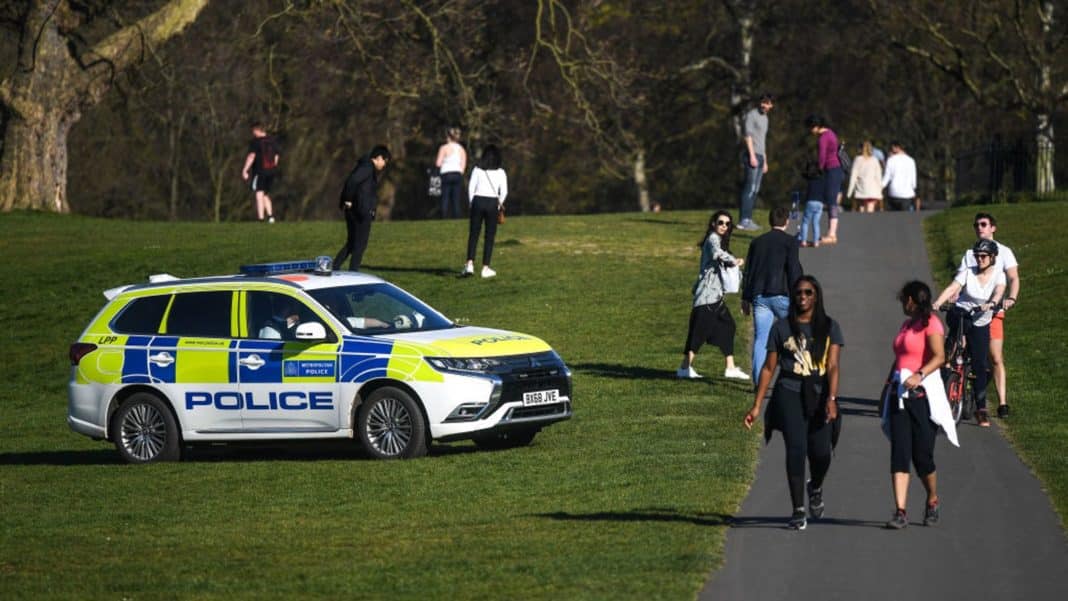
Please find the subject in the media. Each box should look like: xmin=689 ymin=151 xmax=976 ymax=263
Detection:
xmin=741 ymin=206 xmax=803 ymax=384
xmin=334 ymin=145 xmax=391 ymax=271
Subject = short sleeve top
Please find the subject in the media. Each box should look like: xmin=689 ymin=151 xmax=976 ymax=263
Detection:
xmin=893 ymin=316 xmax=944 ymax=373
xmin=953 ymin=267 xmax=1006 ymax=326
xmin=767 ymin=318 xmax=845 ymax=377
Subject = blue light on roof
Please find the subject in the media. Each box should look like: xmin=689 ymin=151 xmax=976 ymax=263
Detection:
xmin=240 ymin=260 xmax=318 ymax=276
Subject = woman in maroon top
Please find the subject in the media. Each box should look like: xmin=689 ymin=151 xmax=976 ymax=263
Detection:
xmin=804 ymin=115 xmax=843 ymax=244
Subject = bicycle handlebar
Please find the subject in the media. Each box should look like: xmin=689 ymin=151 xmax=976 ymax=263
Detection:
xmin=938 ymin=303 xmax=1003 ymax=315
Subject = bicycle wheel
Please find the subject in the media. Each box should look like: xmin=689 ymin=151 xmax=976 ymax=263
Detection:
xmin=961 ymin=372 xmax=976 ymax=421
xmin=945 ymin=370 xmax=964 ymax=424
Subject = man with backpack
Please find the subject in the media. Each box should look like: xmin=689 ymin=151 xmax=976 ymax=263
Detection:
xmin=242 ymin=123 xmax=280 ymax=223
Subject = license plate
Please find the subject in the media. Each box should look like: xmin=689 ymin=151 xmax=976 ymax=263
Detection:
xmin=522 ymin=389 xmax=559 ymax=406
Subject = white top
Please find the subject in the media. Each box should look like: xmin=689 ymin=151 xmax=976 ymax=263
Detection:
xmin=953 ymin=267 xmax=1006 ymax=326
xmin=468 ymin=167 xmax=508 ymax=204
xmin=882 ymin=368 xmax=959 ymax=447
xmin=439 ymin=142 xmax=464 ymax=174
xmin=958 ymin=240 xmax=1018 ymax=274
xmin=847 ymin=155 xmax=883 ymax=199
xmin=882 ymin=152 xmax=917 ymax=198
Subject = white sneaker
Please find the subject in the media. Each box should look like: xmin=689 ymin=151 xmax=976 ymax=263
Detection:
xmin=481 ymin=266 xmax=497 ymax=278
xmin=724 ymin=367 xmax=750 ymax=380
xmin=267 ymin=216 xmax=275 ymax=224
xmin=461 ymin=263 xmax=474 ymax=276
xmin=676 ymin=366 xmax=702 ymax=379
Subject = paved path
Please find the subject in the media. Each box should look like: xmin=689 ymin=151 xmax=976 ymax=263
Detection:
xmin=701 ymin=211 xmax=1068 ymax=600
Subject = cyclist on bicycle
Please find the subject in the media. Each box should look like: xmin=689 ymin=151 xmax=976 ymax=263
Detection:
xmin=933 ymin=238 xmax=1006 ymax=427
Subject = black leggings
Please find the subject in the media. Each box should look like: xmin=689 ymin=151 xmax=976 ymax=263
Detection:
xmin=889 ymin=388 xmax=937 ymax=476
xmin=771 ymin=384 xmax=834 ymax=509
xmin=467 ymin=195 xmax=500 ymax=265
xmin=947 ymin=309 xmax=991 ymax=411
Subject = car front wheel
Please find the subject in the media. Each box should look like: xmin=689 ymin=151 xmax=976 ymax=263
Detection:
xmin=111 ymin=392 xmax=181 ymax=463
xmin=357 ymin=387 xmax=427 ymax=459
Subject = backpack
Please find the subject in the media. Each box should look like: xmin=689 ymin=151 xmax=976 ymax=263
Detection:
xmin=260 ymin=137 xmax=279 ymax=171
xmin=836 ymin=142 xmax=852 ymax=174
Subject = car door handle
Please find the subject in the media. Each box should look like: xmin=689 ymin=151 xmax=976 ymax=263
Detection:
xmin=148 ymin=352 xmax=175 ymax=367
xmin=239 ymin=354 xmax=265 ymax=370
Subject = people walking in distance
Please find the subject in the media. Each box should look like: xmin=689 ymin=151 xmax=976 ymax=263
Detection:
xmin=435 ymin=126 xmax=467 ymax=219
xmin=741 ymin=207 xmax=804 ymax=384
xmin=333 ymin=145 xmax=391 ymax=272
xmin=933 ymin=238 xmax=1006 ymax=427
xmin=882 ymin=281 xmax=957 ymax=530
xmin=847 ymin=140 xmax=884 ymax=213
xmin=242 ymin=123 xmax=280 ymax=223
xmin=737 ymin=93 xmax=774 ymax=231
xmin=958 ymin=212 xmax=1020 ymax=418
xmin=797 ymin=160 xmax=825 ymax=247
xmin=744 ymin=275 xmax=843 ymax=531
xmin=804 ymin=115 xmax=843 ymax=244
xmin=677 ymin=210 xmax=749 ymax=381
xmin=462 ymin=145 xmax=507 ymax=279
xmin=882 ymin=141 xmax=918 ymax=211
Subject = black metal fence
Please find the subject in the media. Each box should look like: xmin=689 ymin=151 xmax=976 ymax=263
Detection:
xmin=955 ymin=136 xmax=1031 ymax=201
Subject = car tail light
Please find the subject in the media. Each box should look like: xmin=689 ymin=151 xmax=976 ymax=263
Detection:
xmin=69 ymin=343 xmax=97 ymax=366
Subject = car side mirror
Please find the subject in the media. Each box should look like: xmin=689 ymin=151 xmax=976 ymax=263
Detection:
xmin=295 ymin=322 xmax=327 ymax=340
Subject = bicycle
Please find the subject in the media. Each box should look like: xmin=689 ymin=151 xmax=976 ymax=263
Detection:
xmin=940 ymin=304 xmax=994 ymax=424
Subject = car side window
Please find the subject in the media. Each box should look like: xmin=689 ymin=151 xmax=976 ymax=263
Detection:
xmin=166 ymin=291 xmax=233 ymax=338
xmin=247 ymin=291 xmax=329 ymax=341
xmin=112 ymin=295 xmax=171 ymax=334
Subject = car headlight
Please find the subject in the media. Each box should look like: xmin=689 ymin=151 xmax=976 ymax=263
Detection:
xmin=426 ymin=357 xmax=504 ymax=373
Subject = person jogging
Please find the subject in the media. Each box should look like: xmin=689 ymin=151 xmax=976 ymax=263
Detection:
xmin=744 ymin=274 xmax=843 ymax=531
xmin=881 ymin=280 xmax=958 ymax=529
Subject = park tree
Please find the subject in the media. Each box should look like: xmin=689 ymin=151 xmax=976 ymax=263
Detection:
xmin=872 ymin=0 xmax=1067 ymax=195
xmin=0 ymin=0 xmax=210 ymax=213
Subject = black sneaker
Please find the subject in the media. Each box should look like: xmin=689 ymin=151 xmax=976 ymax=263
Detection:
xmin=924 ymin=501 xmax=940 ymax=526
xmin=885 ymin=509 xmax=908 ymax=529
xmin=787 ymin=509 xmax=807 ymax=530
xmin=807 ymin=481 xmax=825 ymax=519
xmin=997 ymin=405 xmax=1010 ymax=418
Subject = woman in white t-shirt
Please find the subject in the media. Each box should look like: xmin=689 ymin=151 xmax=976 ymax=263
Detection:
xmin=933 ymin=238 xmax=1006 ymax=427
xmin=435 ymin=127 xmax=467 ymax=219
xmin=462 ymin=145 xmax=508 ymax=278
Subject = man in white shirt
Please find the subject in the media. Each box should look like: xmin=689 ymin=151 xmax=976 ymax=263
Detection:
xmin=957 ymin=212 xmax=1020 ymax=418
xmin=881 ymin=141 xmax=917 ymax=211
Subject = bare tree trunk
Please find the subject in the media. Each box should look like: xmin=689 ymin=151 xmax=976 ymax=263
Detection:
xmin=1036 ymin=113 xmax=1054 ymax=196
xmin=634 ymin=148 xmax=650 ymax=212
xmin=167 ymin=114 xmax=187 ymax=220
xmin=729 ymin=2 xmax=754 ymax=141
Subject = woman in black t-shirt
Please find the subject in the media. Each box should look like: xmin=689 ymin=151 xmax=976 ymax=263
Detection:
xmin=745 ymin=274 xmax=844 ymax=530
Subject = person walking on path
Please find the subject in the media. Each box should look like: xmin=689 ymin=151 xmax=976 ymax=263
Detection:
xmin=737 ymin=93 xmax=774 ymax=231
xmin=881 ymin=280 xmax=958 ymax=530
xmin=847 ymin=140 xmax=884 ymax=213
xmin=241 ymin=123 xmax=280 ymax=223
xmin=461 ymin=145 xmax=507 ymax=279
xmin=882 ymin=141 xmax=917 ymax=211
xmin=958 ymin=212 xmax=1020 ymax=418
xmin=333 ymin=145 xmax=391 ymax=272
xmin=436 ymin=127 xmax=467 ymax=219
xmin=678 ymin=210 xmax=749 ymax=380
xmin=797 ymin=160 xmax=825 ymax=247
xmin=933 ymin=238 xmax=1005 ymax=427
xmin=741 ymin=206 xmax=804 ymax=384
xmin=744 ymin=274 xmax=843 ymax=531
xmin=804 ymin=115 xmax=843 ymax=244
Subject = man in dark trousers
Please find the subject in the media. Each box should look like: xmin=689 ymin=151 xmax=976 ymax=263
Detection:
xmin=741 ymin=206 xmax=803 ymax=384
xmin=334 ymin=145 xmax=391 ymax=271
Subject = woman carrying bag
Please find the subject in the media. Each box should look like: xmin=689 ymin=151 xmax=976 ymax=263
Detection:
xmin=677 ymin=210 xmax=749 ymax=381
xmin=461 ymin=145 xmax=508 ymax=279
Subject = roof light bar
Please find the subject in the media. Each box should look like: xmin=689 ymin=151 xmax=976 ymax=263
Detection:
xmin=240 ymin=260 xmax=318 ymax=276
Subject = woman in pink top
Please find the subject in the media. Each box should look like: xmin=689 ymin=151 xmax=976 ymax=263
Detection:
xmin=883 ymin=280 xmax=946 ymax=529
xmin=804 ymin=115 xmax=843 ymax=244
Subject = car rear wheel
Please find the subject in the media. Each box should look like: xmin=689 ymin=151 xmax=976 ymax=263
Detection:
xmin=357 ymin=387 xmax=427 ymax=459
xmin=112 ymin=392 xmax=181 ymax=463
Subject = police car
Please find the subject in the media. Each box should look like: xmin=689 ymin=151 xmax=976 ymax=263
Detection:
xmin=68 ymin=258 xmax=572 ymax=463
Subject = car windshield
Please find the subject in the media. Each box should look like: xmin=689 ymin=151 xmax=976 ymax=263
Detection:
xmin=308 ymin=283 xmax=453 ymax=335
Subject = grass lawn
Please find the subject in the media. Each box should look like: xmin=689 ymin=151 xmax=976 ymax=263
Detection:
xmin=925 ymin=202 xmax=1068 ymax=528
xmin=0 ymin=210 xmax=762 ymax=600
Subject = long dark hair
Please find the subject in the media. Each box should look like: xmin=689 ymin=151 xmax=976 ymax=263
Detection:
xmin=697 ymin=210 xmax=734 ymax=252
xmin=789 ymin=274 xmax=832 ymax=366
xmin=898 ymin=280 xmax=934 ymax=328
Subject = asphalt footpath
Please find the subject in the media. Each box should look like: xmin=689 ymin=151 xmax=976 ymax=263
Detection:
xmin=700 ymin=211 xmax=1068 ymax=601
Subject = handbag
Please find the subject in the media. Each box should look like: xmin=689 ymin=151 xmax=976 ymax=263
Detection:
xmin=720 ymin=263 xmax=741 ymax=294
xmin=497 ymin=207 xmax=506 ymax=225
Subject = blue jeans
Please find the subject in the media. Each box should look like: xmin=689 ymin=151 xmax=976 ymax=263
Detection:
xmin=739 ymin=154 xmax=764 ymax=222
xmin=752 ymin=294 xmax=790 ymax=384
xmin=798 ymin=200 xmax=823 ymax=244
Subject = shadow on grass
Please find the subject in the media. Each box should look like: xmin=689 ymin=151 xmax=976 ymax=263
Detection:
xmin=534 ymin=507 xmax=732 ymax=527
xmin=0 ymin=449 xmax=122 ymax=465
xmin=571 ymin=362 xmax=684 ymax=381
xmin=622 ymin=217 xmax=692 ymax=226
xmin=361 ymin=264 xmax=457 ymax=277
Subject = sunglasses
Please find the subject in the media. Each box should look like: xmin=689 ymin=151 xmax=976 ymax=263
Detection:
xmin=974 ymin=221 xmax=991 ymax=228
xmin=716 ymin=220 xmax=732 ymax=226
xmin=795 ymin=288 xmax=816 ymax=297
xmin=974 ymin=253 xmax=992 ymax=259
